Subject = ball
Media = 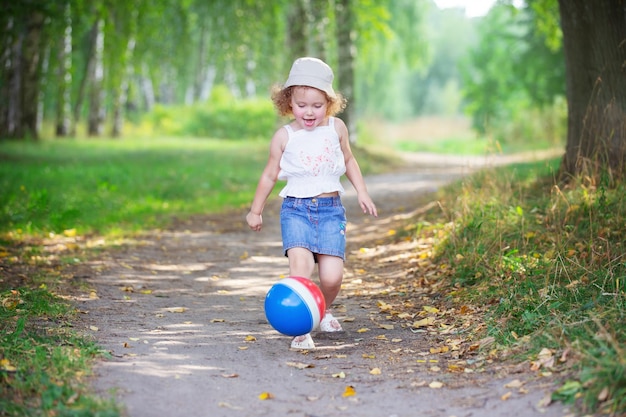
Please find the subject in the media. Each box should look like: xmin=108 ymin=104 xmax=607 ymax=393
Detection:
xmin=264 ymin=276 xmax=326 ymax=336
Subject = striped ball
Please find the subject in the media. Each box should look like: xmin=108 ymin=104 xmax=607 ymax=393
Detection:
xmin=264 ymin=276 xmax=326 ymax=336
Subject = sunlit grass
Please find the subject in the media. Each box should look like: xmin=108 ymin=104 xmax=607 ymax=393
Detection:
xmin=0 ymin=136 xmax=396 ymax=239
xmin=0 ymin=137 xmax=269 ymax=237
xmin=0 ymin=286 xmax=120 ymax=416
xmin=420 ymin=159 xmax=626 ymax=415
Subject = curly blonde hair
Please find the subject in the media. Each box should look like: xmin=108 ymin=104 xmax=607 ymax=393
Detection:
xmin=271 ymin=84 xmax=347 ymax=118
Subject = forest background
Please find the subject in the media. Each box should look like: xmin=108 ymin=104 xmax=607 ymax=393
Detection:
xmin=1 ymin=0 xmax=566 ymax=152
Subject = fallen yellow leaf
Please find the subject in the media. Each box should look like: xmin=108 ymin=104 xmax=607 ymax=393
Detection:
xmin=504 ymin=379 xmax=524 ymax=388
xmin=332 ymin=371 xmax=346 ymax=378
xmin=429 ymin=346 xmax=449 ymax=354
xmin=447 ymin=364 xmax=464 ymax=373
xmin=342 ymin=386 xmax=356 ymax=397
xmin=356 ymin=327 xmax=370 ymax=333
xmin=501 ymin=391 xmax=512 ymax=401
xmin=412 ymin=317 xmax=435 ymax=327
xmin=423 ymin=306 xmax=439 ymax=314
xmin=377 ymin=300 xmax=392 ymax=311
xmin=0 ymin=358 xmax=16 ymax=372
xmin=370 ymin=368 xmax=382 ymax=375
xmin=258 ymin=392 xmax=274 ymax=400
xmin=286 ymin=362 xmax=314 ymax=369
xmin=244 ymin=335 xmax=257 ymax=342
xmin=429 ymin=381 xmax=444 ymax=389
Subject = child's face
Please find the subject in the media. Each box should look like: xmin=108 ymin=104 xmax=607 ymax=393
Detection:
xmin=290 ymin=86 xmax=329 ymax=130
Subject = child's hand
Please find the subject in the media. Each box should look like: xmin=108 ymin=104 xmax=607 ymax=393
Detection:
xmin=358 ymin=194 xmax=378 ymax=217
xmin=246 ymin=212 xmax=263 ymax=231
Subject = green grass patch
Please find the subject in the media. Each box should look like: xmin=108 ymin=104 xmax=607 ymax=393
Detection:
xmin=421 ymin=158 xmax=626 ymax=415
xmin=395 ymin=135 xmax=491 ymax=155
xmin=0 ymin=136 xmax=392 ymax=239
xmin=0 ymin=137 xmax=271 ymax=237
xmin=0 ymin=286 xmax=119 ymax=416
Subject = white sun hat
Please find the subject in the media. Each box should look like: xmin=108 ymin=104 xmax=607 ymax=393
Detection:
xmin=283 ymin=57 xmax=336 ymax=98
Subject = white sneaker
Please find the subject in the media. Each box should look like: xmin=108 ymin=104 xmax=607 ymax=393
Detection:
xmin=320 ymin=312 xmax=343 ymax=332
xmin=291 ymin=333 xmax=315 ymax=349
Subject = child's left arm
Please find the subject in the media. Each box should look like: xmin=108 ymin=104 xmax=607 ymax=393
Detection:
xmin=336 ymin=118 xmax=378 ymax=217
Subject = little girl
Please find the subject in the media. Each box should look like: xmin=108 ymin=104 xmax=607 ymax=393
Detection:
xmin=246 ymin=57 xmax=377 ymax=349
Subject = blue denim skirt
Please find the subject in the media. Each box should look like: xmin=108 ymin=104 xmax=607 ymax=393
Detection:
xmin=280 ymin=196 xmax=347 ymax=260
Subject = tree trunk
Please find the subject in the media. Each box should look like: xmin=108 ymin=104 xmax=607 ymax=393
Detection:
xmin=112 ymin=37 xmax=135 ymax=137
xmin=308 ymin=0 xmax=329 ymax=61
xmin=287 ymin=0 xmax=308 ymax=61
xmin=194 ymin=23 xmax=208 ymax=102
xmin=558 ymin=0 xmax=626 ymax=183
xmin=20 ymin=10 xmax=46 ymax=140
xmin=336 ymin=0 xmax=357 ymax=142
xmin=73 ymin=16 xmax=99 ymax=136
xmin=55 ymin=2 xmax=72 ymax=137
xmin=88 ymin=17 xmax=105 ymax=136
xmin=140 ymin=62 xmax=156 ymax=111
xmin=37 ymin=43 xmax=50 ymax=134
xmin=0 ymin=17 xmax=20 ymax=139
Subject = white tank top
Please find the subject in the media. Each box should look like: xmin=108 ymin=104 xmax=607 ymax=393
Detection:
xmin=278 ymin=117 xmax=347 ymax=198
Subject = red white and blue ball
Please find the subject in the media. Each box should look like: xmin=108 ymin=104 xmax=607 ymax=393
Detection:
xmin=264 ymin=276 xmax=326 ymax=336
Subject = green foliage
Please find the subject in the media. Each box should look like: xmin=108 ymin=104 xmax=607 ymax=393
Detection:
xmin=0 ymin=287 xmax=119 ymax=416
xmin=145 ymin=86 xmax=277 ymax=139
xmin=428 ymin=159 xmax=625 ymax=415
xmin=462 ymin=3 xmax=566 ymax=144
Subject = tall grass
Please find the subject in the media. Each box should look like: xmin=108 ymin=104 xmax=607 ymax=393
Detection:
xmin=424 ymin=159 xmax=626 ymax=415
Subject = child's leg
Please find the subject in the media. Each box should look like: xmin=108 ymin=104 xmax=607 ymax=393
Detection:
xmin=287 ymin=248 xmax=317 ymax=349
xmin=316 ymin=254 xmax=344 ymax=307
xmin=286 ymin=247 xmax=315 ymax=278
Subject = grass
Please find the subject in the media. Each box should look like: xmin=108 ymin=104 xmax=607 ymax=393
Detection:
xmin=0 ymin=286 xmax=119 ymax=416
xmin=0 ymin=137 xmax=272 ymax=237
xmin=418 ymin=159 xmax=626 ymax=415
xmin=360 ymin=116 xmax=564 ymax=155
xmin=0 ymin=136 xmax=395 ymax=238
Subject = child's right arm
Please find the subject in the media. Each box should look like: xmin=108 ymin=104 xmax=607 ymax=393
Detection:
xmin=246 ymin=128 xmax=288 ymax=231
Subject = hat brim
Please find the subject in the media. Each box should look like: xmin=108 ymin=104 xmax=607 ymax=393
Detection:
xmin=284 ymin=74 xmax=336 ymax=98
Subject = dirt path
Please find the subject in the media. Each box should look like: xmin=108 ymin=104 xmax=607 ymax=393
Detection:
xmin=83 ymin=152 xmax=574 ymax=417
